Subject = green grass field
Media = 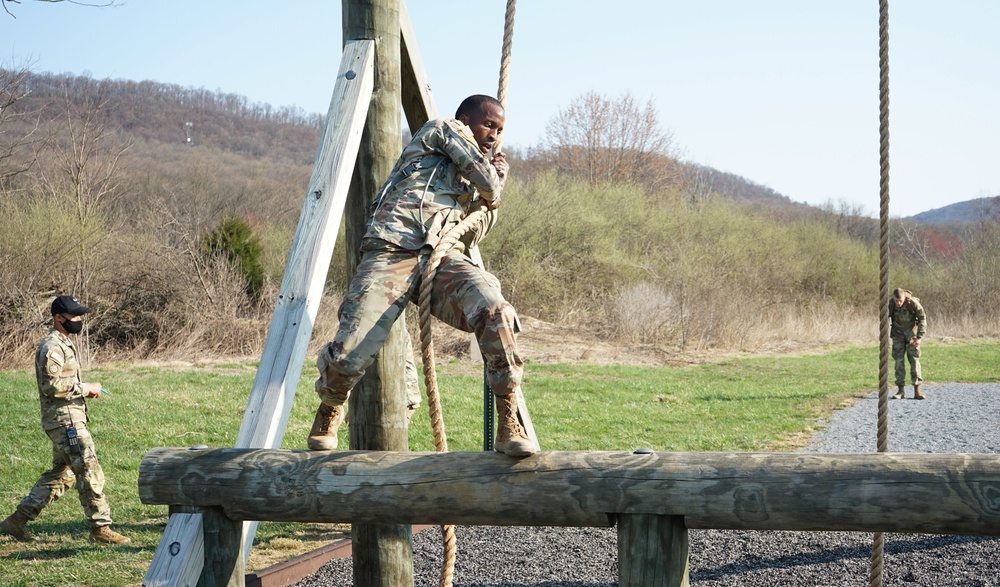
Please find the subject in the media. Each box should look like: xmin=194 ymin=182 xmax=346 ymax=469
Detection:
xmin=0 ymin=340 xmax=997 ymax=586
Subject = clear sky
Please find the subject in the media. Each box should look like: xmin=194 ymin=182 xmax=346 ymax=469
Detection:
xmin=3 ymin=1 xmax=997 ymax=217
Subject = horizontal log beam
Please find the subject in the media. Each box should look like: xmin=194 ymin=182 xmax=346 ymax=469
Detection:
xmin=139 ymin=448 xmax=1000 ymax=535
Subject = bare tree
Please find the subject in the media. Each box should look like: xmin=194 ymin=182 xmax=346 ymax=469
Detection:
xmin=820 ymin=198 xmax=878 ymax=245
xmin=677 ymin=163 xmax=723 ymax=205
xmin=35 ymin=76 xmax=134 ymax=295
xmin=540 ymin=91 xmax=678 ymax=190
xmin=0 ymin=59 xmax=41 ymax=186
xmin=892 ymin=219 xmax=934 ymax=269
xmin=3 ymin=0 xmax=118 ymax=18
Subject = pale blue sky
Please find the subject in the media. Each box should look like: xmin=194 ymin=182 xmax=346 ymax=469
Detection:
xmin=3 ymin=1 xmax=997 ymax=217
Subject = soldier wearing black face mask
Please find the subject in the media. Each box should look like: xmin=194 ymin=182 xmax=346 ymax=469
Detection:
xmin=0 ymin=295 xmax=128 ymax=544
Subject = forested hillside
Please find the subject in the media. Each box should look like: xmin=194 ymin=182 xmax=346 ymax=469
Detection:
xmin=1 ymin=69 xmax=998 ymax=367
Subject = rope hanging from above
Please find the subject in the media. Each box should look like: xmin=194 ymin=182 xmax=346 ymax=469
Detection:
xmin=418 ymin=2 xmax=517 ymax=586
xmin=871 ymin=1 xmax=891 ymax=586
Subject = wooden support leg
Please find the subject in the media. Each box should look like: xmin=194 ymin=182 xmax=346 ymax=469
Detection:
xmin=143 ymin=512 xmax=204 ymax=587
xmin=351 ymin=524 xmax=413 ymax=587
xmin=617 ymin=514 xmax=689 ymax=587
xmin=514 ymin=386 xmax=540 ymax=452
xmin=200 ymin=507 xmax=244 ymax=587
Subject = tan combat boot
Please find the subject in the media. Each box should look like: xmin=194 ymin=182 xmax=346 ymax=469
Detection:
xmin=89 ymin=525 xmax=129 ymax=544
xmin=0 ymin=510 xmax=32 ymax=542
xmin=494 ymin=393 xmax=536 ymax=458
xmin=892 ymin=385 xmax=905 ymax=400
xmin=307 ymin=403 xmax=344 ymax=450
xmin=913 ymin=384 xmax=925 ymax=400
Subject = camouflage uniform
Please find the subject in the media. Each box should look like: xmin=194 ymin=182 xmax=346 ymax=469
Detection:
xmin=316 ymin=117 xmax=522 ymax=408
xmin=13 ymin=328 xmax=112 ymax=527
xmin=889 ymin=294 xmax=926 ymax=386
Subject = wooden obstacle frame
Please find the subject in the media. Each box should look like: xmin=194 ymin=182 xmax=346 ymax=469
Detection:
xmin=139 ymin=2 xmax=999 ymax=587
xmin=139 ymin=447 xmax=1000 ymax=586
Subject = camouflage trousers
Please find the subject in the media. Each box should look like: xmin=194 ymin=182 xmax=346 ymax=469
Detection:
xmin=17 ymin=425 xmax=112 ymax=527
xmin=892 ymin=336 xmax=922 ymax=386
xmin=316 ymin=241 xmax=523 ymax=407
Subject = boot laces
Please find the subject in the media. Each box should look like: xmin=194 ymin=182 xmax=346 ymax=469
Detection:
xmin=502 ymin=397 xmax=525 ymax=437
xmin=317 ymin=405 xmax=341 ymax=434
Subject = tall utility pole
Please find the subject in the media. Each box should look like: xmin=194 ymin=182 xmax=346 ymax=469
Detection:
xmin=342 ymin=1 xmax=413 ymax=586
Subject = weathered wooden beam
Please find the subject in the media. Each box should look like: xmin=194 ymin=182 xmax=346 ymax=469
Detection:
xmin=139 ymin=449 xmax=1000 ymax=535
xmin=201 ymin=507 xmax=244 ymax=587
xmin=144 ymin=40 xmax=375 ymax=586
xmin=142 ymin=512 xmax=203 ymax=587
xmin=235 ymin=38 xmax=375 ymax=451
xmin=343 ymin=1 xmax=409 ymax=585
xmin=399 ymin=0 xmax=436 ymax=133
xmin=618 ymin=514 xmax=689 ymax=587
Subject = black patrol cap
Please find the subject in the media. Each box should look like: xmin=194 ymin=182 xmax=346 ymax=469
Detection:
xmin=51 ymin=295 xmax=90 ymax=316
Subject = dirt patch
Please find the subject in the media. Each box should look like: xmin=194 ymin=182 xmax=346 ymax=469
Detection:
xmin=424 ymin=315 xmax=849 ymax=375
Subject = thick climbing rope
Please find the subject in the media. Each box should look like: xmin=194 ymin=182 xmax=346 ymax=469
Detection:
xmin=870 ymin=1 xmax=891 ymax=586
xmin=417 ymin=2 xmax=516 ymax=587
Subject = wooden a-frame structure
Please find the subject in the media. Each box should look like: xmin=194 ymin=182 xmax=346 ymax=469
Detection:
xmin=143 ymin=1 xmax=450 ymax=585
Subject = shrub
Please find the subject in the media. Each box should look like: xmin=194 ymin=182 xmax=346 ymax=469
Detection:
xmin=201 ymin=214 xmax=266 ymax=300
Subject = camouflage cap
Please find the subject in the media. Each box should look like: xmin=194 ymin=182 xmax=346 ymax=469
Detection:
xmin=51 ymin=295 xmax=90 ymax=316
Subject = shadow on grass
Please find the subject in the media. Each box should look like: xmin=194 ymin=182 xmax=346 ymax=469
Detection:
xmin=1 ymin=519 xmax=166 ymax=560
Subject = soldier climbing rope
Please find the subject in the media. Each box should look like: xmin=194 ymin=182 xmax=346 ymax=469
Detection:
xmin=416 ymin=2 xmax=527 ymax=586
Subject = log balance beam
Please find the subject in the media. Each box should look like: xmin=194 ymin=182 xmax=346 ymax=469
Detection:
xmin=140 ymin=448 xmax=1000 ymax=534
xmin=139 ymin=448 xmax=1000 ymax=587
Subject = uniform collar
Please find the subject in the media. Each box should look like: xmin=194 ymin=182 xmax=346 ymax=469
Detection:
xmin=50 ymin=327 xmax=75 ymax=347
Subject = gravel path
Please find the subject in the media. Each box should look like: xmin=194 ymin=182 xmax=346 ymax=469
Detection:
xmin=293 ymin=382 xmax=1000 ymax=586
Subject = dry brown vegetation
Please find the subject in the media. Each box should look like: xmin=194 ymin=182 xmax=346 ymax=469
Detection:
xmin=1 ymin=69 xmax=999 ymax=369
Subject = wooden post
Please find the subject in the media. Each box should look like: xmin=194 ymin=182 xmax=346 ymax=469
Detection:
xmin=199 ymin=507 xmax=244 ymax=587
xmin=618 ymin=514 xmax=689 ymax=587
xmin=343 ymin=1 xmax=411 ymax=586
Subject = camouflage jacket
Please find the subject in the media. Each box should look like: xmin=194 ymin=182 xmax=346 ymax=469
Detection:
xmin=889 ymin=296 xmax=926 ymax=340
xmin=34 ymin=328 xmax=89 ymax=431
xmin=365 ymin=118 xmax=505 ymax=252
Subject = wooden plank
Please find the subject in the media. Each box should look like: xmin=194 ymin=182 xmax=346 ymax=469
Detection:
xmin=142 ymin=513 xmax=203 ymax=587
xmin=139 ymin=449 xmax=1000 ymax=535
xmin=235 ymin=38 xmax=375 ymax=450
xmin=618 ymin=514 xmax=689 ymax=587
xmin=399 ymin=0 xmax=436 ymax=134
xmin=144 ymin=40 xmax=375 ymax=586
xmin=231 ymin=37 xmax=374 ymax=554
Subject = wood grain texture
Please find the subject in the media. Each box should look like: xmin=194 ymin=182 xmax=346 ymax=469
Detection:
xmin=399 ymin=0 xmax=436 ymax=133
xmin=343 ymin=1 xmax=409 ymax=585
xmin=145 ymin=40 xmax=375 ymax=586
xmin=618 ymin=514 xmax=689 ymax=587
xmin=139 ymin=449 xmax=1000 ymax=535
xmin=142 ymin=512 xmax=203 ymax=587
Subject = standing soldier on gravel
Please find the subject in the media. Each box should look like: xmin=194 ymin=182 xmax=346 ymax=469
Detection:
xmin=0 ymin=295 xmax=128 ymax=544
xmin=890 ymin=288 xmax=927 ymax=400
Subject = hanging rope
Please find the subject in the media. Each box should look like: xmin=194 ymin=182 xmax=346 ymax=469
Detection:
xmin=417 ymin=2 xmax=517 ymax=586
xmin=497 ymin=0 xmax=517 ymax=108
xmin=418 ymin=211 xmax=494 ymax=587
xmin=870 ymin=1 xmax=891 ymax=586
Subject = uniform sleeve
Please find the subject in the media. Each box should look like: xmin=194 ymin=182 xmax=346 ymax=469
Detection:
xmin=913 ymin=300 xmax=927 ymax=338
xmin=38 ymin=344 xmax=83 ymax=401
xmin=429 ymin=119 xmax=505 ymax=202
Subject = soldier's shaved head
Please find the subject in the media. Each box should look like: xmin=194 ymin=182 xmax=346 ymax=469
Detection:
xmin=456 ymin=95 xmax=503 ymax=119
